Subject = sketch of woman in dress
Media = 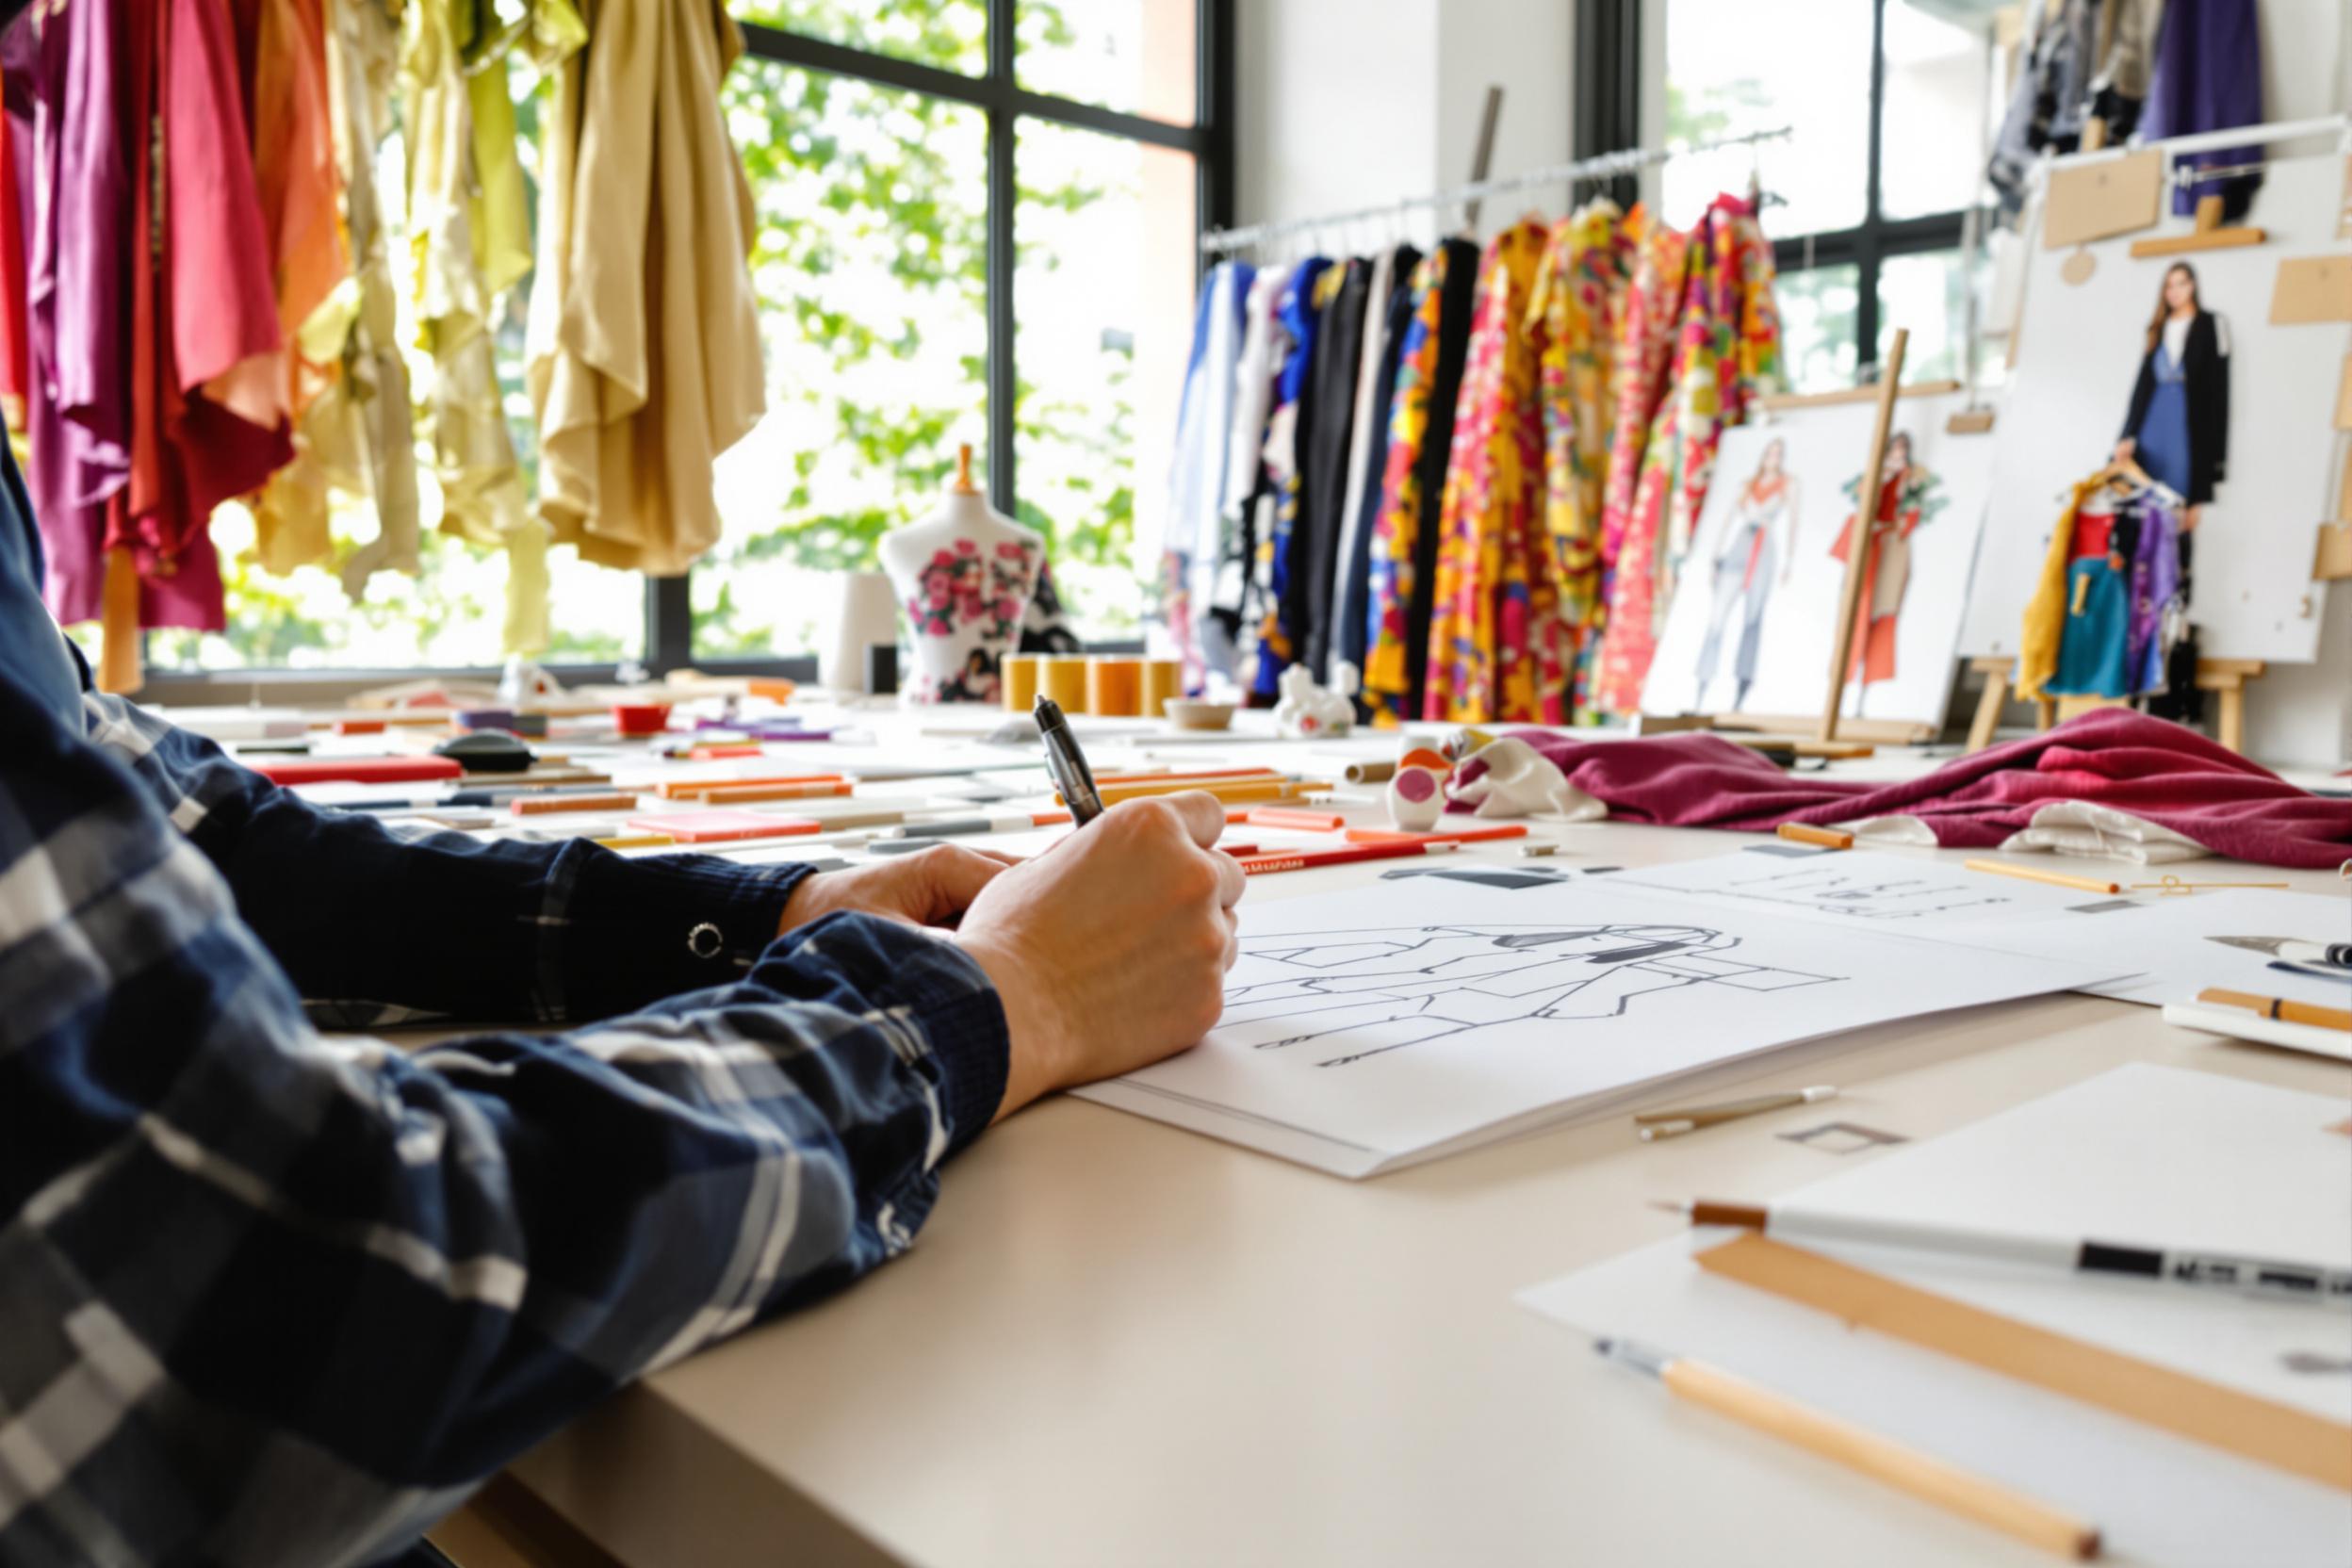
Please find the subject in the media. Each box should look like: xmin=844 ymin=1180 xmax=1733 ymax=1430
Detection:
xmin=1829 ymin=431 xmax=1946 ymax=718
xmin=1693 ymin=437 xmax=1798 ymax=711
xmin=2113 ymin=260 xmax=2227 ymax=719
xmin=1214 ymin=923 xmax=1837 ymax=1067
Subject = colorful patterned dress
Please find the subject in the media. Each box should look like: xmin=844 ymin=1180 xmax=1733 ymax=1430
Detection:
xmin=1362 ymin=248 xmax=1450 ymax=725
xmin=1421 ymin=220 xmax=1560 ymax=724
xmin=1245 ymin=257 xmax=1329 ymax=700
xmin=1527 ymin=201 xmax=1633 ymax=708
xmin=1592 ymin=195 xmax=1780 ymax=714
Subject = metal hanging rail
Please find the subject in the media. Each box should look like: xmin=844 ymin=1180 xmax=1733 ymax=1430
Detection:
xmin=1198 ymin=126 xmax=1794 ymax=256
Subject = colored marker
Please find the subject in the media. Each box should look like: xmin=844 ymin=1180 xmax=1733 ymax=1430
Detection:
xmin=877 ymin=811 xmax=1074 ymax=840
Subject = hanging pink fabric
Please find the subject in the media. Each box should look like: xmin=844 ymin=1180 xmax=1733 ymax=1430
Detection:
xmin=1448 ymin=710 xmax=2352 ymax=870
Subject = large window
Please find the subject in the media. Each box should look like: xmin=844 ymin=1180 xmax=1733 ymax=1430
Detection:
xmin=1662 ymin=0 xmax=1992 ymax=394
xmin=126 ymin=0 xmax=1222 ymax=688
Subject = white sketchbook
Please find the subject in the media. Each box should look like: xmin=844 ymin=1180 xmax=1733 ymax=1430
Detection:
xmin=1519 ymin=1065 xmax=2352 ymax=1566
xmin=1074 ymin=874 xmax=2127 ymax=1177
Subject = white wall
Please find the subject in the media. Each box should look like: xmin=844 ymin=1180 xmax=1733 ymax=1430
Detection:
xmin=1233 ymin=0 xmax=1571 ymax=244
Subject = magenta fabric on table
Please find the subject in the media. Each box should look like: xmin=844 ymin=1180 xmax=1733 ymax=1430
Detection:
xmin=15 ymin=0 xmax=133 ymax=626
xmin=1449 ymin=710 xmax=2352 ymax=870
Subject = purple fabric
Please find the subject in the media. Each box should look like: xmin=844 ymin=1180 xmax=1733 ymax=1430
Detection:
xmin=20 ymin=0 xmax=131 ymax=625
xmin=2126 ymin=493 xmax=2180 ymax=695
xmin=2139 ymin=0 xmax=2264 ymax=219
xmin=1452 ymin=710 xmax=2352 ymax=870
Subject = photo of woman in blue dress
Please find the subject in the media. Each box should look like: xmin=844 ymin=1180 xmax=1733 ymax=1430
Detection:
xmin=2113 ymin=260 xmax=2229 ymax=717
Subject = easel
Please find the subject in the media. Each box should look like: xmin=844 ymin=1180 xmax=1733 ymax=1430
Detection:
xmin=1966 ymin=655 xmax=2269 ymax=754
xmin=1820 ymin=329 xmax=1911 ymax=743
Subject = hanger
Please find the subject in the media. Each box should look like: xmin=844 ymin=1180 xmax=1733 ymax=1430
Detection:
xmin=2089 ymin=453 xmax=2156 ymax=493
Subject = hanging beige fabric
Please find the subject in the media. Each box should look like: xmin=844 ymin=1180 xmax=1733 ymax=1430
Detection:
xmin=528 ymin=0 xmax=765 ymax=579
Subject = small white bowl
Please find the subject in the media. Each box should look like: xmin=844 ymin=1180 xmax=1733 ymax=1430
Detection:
xmin=1164 ymin=698 xmax=1237 ymax=731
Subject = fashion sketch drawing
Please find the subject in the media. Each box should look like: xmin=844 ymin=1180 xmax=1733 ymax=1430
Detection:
xmin=1694 ymin=436 xmax=1798 ymax=711
xmin=1215 ymin=923 xmax=1841 ymax=1067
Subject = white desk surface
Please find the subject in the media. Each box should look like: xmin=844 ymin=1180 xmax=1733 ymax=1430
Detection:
xmin=478 ymin=726 xmax=2351 ymax=1568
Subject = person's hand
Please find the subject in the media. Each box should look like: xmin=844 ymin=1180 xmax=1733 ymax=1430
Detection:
xmin=2180 ymin=503 xmax=2201 ymax=531
xmin=778 ymin=845 xmax=1012 ymax=935
xmin=2112 ymin=437 xmax=2136 ymax=463
xmin=949 ymin=792 xmax=1244 ymax=1122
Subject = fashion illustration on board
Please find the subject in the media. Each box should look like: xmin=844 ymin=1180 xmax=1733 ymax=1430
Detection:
xmin=1693 ymin=436 xmax=1798 ymax=711
xmin=1829 ymin=430 xmax=1946 ymax=718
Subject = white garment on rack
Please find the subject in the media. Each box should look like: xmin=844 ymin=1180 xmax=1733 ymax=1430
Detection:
xmin=1325 ymin=243 xmax=1398 ymax=678
xmin=1167 ymin=261 xmax=1252 ymax=592
xmin=1195 ymin=269 xmax=1286 ymax=678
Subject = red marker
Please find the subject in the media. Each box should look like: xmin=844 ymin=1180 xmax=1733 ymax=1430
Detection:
xmin=1233 ymin=841 xmax=1463 ymax=877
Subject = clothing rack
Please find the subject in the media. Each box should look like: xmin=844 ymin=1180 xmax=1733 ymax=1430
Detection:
xmin=1198 ymin=127 xmax=1794 ymax=256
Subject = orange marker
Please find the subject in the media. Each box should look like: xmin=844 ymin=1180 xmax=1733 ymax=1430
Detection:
xmin=685 ymin=743 xmax=765 ymax=760
xmin=1345 ymin=823 xmax=1528 ymax=845
xmin=695 ymin=780 xmax=858 ymax=805
xmin=655 ymin=773 xmax=845 ymax=800
xmin=1248 ymin=807 xmax=1347 ymax=832
xmin=511 ymin=792 xmax=640 ymax=815
xmin=625 ymin=811 xmax=824 ymax=843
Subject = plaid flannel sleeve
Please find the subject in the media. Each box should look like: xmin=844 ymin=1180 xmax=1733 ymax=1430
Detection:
xmin=77 ymin=692 xmax=809 ymax=1027
xmin=0 ymin=673 xmax=1008 ymax=1566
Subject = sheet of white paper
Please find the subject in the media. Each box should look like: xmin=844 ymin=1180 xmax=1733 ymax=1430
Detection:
xmin=1075 ymin=876 xmax=2127 ymax=1176
xmin=1992 ymin=887 xmax=2352 ymax=1008
xmin=1605 ymin=853 xmax=2352 ymax=1009
xmin=1520 ymin=1066 xmax=2352 ymax=1566
xmin=1604 ymin=847 xmax=2109 ymax=929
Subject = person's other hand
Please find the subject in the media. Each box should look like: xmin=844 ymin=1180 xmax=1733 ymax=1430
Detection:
xmin=950 ymin=792 xmax=1244 ymax=1122
xmin=2112 ymin=437 xmax=2136 ymax=463
xmin=778 ymin=845 xmax=1013 ymax=935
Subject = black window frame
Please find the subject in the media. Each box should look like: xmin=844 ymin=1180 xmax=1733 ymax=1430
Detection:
xmin=1579 ymin=0 xmax=1978 ymax=387
xmin=139 ymin=0 xmax=1233 ymax=705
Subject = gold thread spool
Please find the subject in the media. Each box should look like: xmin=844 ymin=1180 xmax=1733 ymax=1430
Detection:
xmin=1142 ymin=658 xmax=1184 ymax=718
xmin=1002 ymin=654 xmax=1040 ymax=712
xmin=1038 ymin=654 xmax=1089 ymax=713
xmin=1086 ymin=657 xmax=1143 ymax=717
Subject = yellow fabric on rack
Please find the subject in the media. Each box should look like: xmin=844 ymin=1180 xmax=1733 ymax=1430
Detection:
xmin=2017 ymin=478 xmax=2094 ymax=701
xmin=400 ymin=0 xmax=568 ymax=651
xmin=255 ymin=0 xmax=422 ymax=591
xmin=527 ymin=0 xmax=764 ymax=579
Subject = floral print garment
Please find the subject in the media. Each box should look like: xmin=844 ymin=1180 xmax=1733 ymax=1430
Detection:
xmin=1592 ymin=196 xmax=1780 ymax=715
xmin=1422 ymin=220 xmax=1562 ymax=725
xmin=1362 ymin=248 xmax=1452 ymax=725
xmin=903 ymin=534 xmax=1042 ymax=704
xmin=1527 ymin=201 xmax=1633 ymax=660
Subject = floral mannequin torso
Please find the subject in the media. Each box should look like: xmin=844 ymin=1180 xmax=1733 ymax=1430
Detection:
xmin=878 ymin=452 xmax=1044 ymax=704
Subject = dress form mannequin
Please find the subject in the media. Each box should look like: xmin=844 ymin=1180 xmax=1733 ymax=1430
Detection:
xmin=878 ymin=446 xmax=1045 ymax=704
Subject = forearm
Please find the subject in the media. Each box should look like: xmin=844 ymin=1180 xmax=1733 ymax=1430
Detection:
xmin=5 ymin=675 xmax=1010 ymax=1561
xmin=79 ymin=692 xmax=807 ymax=1023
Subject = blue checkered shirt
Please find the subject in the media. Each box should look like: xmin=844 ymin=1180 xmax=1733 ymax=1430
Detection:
xmin=0 ymin=669 xmax=1008 ymax=1565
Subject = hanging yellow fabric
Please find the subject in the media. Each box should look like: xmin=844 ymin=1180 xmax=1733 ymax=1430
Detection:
xmin=400 ymin=0 xmax=577 ymax=652
xmin=2017 ymin=477 xmax=2095 ymax=701
xmin=527 ymin=0 xmax=765 ymax=580
xmin=255 ymin=0 xmax=424 ymax=596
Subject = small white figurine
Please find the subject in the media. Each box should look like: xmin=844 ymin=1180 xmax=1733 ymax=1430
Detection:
xmin=1446 ymin=736 xmax=1604 ymax=821
xmin=1272 ymin=662 xmax=1355 ymax=738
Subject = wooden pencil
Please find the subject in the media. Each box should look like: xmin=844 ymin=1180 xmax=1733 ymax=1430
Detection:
xmin=656 ymin=773 xmax=845 ymax=800
xmin=1602 ymin=1344 xmax=2102 ymax=1560
xmin=1962 ymin=858 xmax=2122 ymax=895
xmin=2197 ymin=988 xmax=2352 ymax=1033
xmin=1088 ymin=779 xmax=1333 ymax=807
xmin=696 ymin=781 xmax=858 ymax=805
xmin=1777 ymin=822 xmax=1855 ymax=849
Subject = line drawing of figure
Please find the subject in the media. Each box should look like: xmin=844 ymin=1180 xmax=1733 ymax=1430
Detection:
xmin=1829 ymin=430 xmax=1946 ymax=719
xmin=1214 ymin=923 xmax=1841 ymax=1067
xmin=1694 ymin=436 xmax=1798 ymax=711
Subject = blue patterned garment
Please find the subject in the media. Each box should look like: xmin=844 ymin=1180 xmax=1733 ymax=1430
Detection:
xmin=0 ymin=663 xmax=1007 ymax=1563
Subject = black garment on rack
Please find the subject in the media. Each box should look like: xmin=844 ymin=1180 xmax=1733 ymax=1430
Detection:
xmin=1335 ymin=244 xmax=1422 ymax=687
xmin=1403 ymin=237 xmax=1481 ymax=720
xmin=1288 ymin=258 xmax=1371 ymax=679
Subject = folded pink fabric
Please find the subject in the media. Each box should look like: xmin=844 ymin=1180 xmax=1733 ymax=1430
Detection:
xmin=1451 ymin=710 xmax=2352 ymax=870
